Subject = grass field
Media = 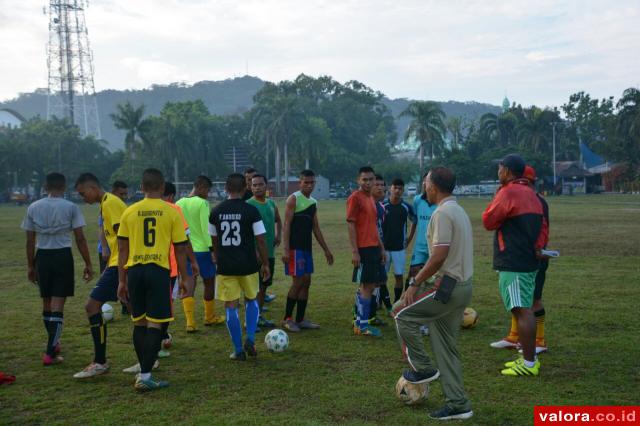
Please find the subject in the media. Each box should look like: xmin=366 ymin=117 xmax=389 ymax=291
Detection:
xmin=1 ymin=195 xmax=639 ymax=425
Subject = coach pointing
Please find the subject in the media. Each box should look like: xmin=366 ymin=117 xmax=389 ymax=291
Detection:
xmin=393 ymin=166 xmax=474 ymax=421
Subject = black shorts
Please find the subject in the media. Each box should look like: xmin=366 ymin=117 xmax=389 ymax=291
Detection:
xmin=534 ymin=260 xmax=549 ymax=300
xmin=35 ymin=248 xmax=74 ymax=298
xmin=260 ymin=258 xmax=276 ymax=287
xmin=128 ymin=264 xmax=173 ymax=323
xmin=352 ymin=247 xmax=384 ymax=284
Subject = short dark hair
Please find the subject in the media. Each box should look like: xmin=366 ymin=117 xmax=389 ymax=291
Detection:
xmin=46 ymin=172 xmax=66 ymax=191
xmin=374 ymin=174 xmax=385 ymax=183
xmin=300 ymin=169 xmax=315 ymax=178
xmin=164 ymin=181 xmax=177 ymax=197
xmin=391 ymin=178 xmax=404 ymax=187
xmin=226 ymin=173 xmax=246 ymax=193
xmin=358 ymin=166 xmax=375 ymax=175
xmin=251 ymin=174 xmax=267 ymax=184
xmin=194 ymin=175 xmax=212 ymax=188
xmin=75 ymin=172 xmax=100 ymax=188
xmin=142 ymin=168 xmax=164 ymax=191
xmin=244 ymin=167 xmax=257 ymax=176
xmin=112 ymin=180 xmax=128 ymax=191
xmin=428 ymin=166 xmax=456 ymax=194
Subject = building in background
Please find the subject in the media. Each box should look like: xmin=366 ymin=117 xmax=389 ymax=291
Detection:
xmin=268 ymin=175 xmax=330 ymax=199
xmin=0 ymin=108 xmax=25 ymax=129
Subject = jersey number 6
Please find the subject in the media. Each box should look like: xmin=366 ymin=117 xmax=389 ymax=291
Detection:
xmin=143 ymin=217 xmax=156 ymax=247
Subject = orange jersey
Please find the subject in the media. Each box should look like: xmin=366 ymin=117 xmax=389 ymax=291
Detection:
xmin=167 ymin=202 xmax=190 ymax=277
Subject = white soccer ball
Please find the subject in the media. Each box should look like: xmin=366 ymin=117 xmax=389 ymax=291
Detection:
xmin=395 ymin=376 xmax=429 ymax=405
xmin=101 ymin=303 xmax=114 ymax=322
xmin=264 ymin=329 xmax=289 ymax=353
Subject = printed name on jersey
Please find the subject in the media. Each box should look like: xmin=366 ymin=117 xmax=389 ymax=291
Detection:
xmin=137 ymin=210 xmax=164 ymax=217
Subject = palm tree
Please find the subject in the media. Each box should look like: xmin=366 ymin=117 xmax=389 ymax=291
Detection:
xmin=516 ymin=108 xmax=558 ymax=154
xmin=109 ymin=102 xmax=150 ymax=176
xmin=480 ymin=112 xmax=518 ymax=148
xmin=446 ymin=116 xmax=465 ymax=149
xmin=399 ymin=101 xmax=446 ymax=172
xmin=617 ymin=88 xmax=640 ymax=140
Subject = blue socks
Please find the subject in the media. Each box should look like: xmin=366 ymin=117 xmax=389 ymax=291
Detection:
xmin=355 ymin=292 xmax=371 ymax=329
xmin=225 ymin=307 xmax=242 ymax=354
xmin=245 ymin=299 xmax=259 ymax=344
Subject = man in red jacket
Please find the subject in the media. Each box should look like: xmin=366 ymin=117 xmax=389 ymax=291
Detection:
xmin=482 ymin=154 xmax=547 ymax=376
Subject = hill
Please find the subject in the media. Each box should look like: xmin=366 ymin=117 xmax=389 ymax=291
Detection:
xmin=1 ymin=76 xmax=500 ymax=150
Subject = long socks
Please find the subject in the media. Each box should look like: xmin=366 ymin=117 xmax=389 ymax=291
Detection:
xmin=295 ymin=299 xmax=308 ymax=323
xmin=507 ymin=314 xmax=519 ymax=342
xmin=225 ymin=307 xmax=243 ymax=354
xmin=133 ymin=325 xmax=146 ymax=364
xmin=379 ymin=285 xmax=392 ymax=310
xmin=141 ymin=328 xmax=162 ymax=374
xmin=89 ymin=312 xmax=107 ymax=364
xmin=182 ymin=296 xmax=195 ymax=329
xmin=394 ymin=287 xmax=403 ymax=303
xmin=354 ymin=292 xmax=371 ymax=329
xmin=535 ymin=308 xmax=546 ymax=345
xmin=284 ymin=297 xmax=297 ymax=320
xmin=204 ymin=299 xmax=215 ymax=323
xmin=44 ymin=311 xmax=63 ymax=356
xmin=245 ymin=300 xmax=259 ymax=344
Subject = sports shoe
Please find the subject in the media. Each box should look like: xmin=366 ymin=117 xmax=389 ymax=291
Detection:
xmin=162 ymin=333 xmax=172 ymax=349
xmin=134 ymin=376 xmax=169 ymax=392
xmin=204 ymin=315 xmax=225 ymax=326
xmin=157 ymin=349 xmax=171 ymax=358
xmin=429 ymin=405 xmax=474 ymax=420
xmin=264 ymin=293 xmax=276 ymax=303
xmin=42 ymin=354 xmax=64 ymax=366
xmin=258 ymin=316 xmax=276 ymax=329
xmin=229 ymin=351 xmax=247 ymax=361
xmin=490 ymin=338 xmax=520 ymax=349
xmin=369 ymin=317 xmax=386 ymax=326
xmin=353 ymin=325 xmax=382 ymax=337
xmin=420 ymin=325 xmax=430 ymax=336
xmin=402 ymin=367 xmax=440 ymax=384
xmin=186 ymin=325 xmax=198 ymax=333
xmin=244 ymin=339 xmax=257 ymax=357
xmin=73 ymin=362 xmax=110 ymax=379
xmin=297 ymin=319 xmax=320 ymax=329
xmin=501 ymin=357 xmax=540 ymax=376
xmin=282 ymin=319 xmax=300 ymax=332
xmin=122 ymin=360 xmax=160 ymax=374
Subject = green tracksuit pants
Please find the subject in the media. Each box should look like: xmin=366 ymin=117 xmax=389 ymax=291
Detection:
xmin=393 ymin=279 xmax=472 ymax=412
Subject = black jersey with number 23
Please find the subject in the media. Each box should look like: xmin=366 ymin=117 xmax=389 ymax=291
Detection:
xmin=210 ymin=199 xmax=263 ymax=276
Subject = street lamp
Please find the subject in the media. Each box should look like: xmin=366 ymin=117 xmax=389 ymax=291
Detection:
xmin=550 ymin=121 xmax=562 ymax=188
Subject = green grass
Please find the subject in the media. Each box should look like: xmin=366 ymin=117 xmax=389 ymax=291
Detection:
xmin=1 ymin=195 xmax=639 ymax=425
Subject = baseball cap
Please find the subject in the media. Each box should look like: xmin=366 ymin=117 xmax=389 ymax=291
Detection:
xmin=500 ymin=154 xmax=526 ymax=175
xmin=523 ymin=165 xmax=536 ymax=182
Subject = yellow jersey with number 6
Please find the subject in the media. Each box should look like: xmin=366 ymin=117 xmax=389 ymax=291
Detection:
xmin=117 ymin=198 xmax=188 ymax=270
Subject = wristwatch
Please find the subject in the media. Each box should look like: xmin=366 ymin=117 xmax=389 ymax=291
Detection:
xmin=408 ymin=277 xmax=417 ymax=287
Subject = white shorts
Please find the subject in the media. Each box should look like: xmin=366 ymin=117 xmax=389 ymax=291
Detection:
xmin=385 ymin=250 xmax=406 ymax=276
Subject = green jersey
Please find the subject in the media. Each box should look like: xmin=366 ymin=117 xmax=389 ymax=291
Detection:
xmin=175 ymin=196 xmax=211 ymax=252
xmin=247 ymin=197 xmax=276 ymax=258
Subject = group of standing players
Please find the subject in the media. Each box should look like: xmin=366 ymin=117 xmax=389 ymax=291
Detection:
xmin=23 ymin=156 xmax=550 ymax=422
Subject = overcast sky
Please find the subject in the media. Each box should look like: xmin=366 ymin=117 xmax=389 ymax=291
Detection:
xmin=1 ymin=0 xmax=639 ymax=107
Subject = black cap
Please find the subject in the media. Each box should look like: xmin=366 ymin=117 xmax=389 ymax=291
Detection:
xmin=500 ymin=154 xmax=526 ymax=175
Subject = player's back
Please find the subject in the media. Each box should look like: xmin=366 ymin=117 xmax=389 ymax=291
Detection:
xmin=210 ymin=199 xmax=262 ymax=276
xmin=175 ymin=196 xmax=210 ymax=251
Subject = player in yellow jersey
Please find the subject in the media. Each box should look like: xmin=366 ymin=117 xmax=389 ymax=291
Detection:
xmin=73 ymin=173 xmax=127 ymax=379
xmin=117 ymin=169 xmax=192 ymax=392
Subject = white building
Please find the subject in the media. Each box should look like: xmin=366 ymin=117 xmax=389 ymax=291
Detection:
xmin=268 ymin=175 xmax=330 ymax=199
xmin=0 ymin=108 xmax=24 ymax=129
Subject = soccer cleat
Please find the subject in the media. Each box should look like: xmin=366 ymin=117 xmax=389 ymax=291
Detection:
xmin=42 ymin=354 xmax=64 ymax=366
xmin=281 ymin=319 xmax=300 ymax=332
xmin=501 ymin=357 xmax=540 ymax=376
xmin=134 ymin=376 xmax=169 ymax=392
xmin=429 ymin=405 xmax=474 ymax=421
xmin=73 ymin=362 xmax=110 ymax=379
xmin=297 ymin=319 xmax=320 ymax=329
xmin=369 ymin=317 xmax=387 ymax=326
xmin=402 ymin=367 xmax=440 ymax=384
xmin=264 ymin=293 xmax=276 ymax=303
xmin=258 ymin=316 xmax=276 ymax=329
xmin=353 ymin=325 xmax=382 ymax=337
xmin=157 ymin=349 xmax=171 ymax=358
xmin=204 ymin=315 xmax=225 ymax=326
xmin=490 ymin=338 xmax=520 ymax=349
xmin=244 ymin=340 xmax=257 ymax=357
xmin=186 ymin=325 xmax=198 ymax=333
xmin=122 ymin=360 xmax=160 ymax=374
xmin=229 ymin=351 xmax=247 ymax=361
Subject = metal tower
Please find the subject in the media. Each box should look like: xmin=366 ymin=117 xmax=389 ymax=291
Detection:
xmin=46 ymin=0 xmax=101 ymax=139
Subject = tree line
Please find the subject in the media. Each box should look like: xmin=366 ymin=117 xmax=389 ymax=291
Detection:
xmin=1 ymin=74 xmax=638 ymax=196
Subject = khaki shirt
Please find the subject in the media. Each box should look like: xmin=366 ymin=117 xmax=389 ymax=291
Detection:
xmin=427 ymin=196 xmax=474 ymax=282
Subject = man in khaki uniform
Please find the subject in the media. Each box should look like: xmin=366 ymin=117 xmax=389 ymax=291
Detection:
xmin=392 ymin=166 xmax=474 ymax=421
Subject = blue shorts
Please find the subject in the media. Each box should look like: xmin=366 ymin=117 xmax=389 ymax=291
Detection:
xmin=90 ymin=266 xmax=119 ymax=302
xmin=285 ymin=250 xmax=314 ymax=276
xmin=188 ymin=252 xmax=217 ymax=279
xmin=385 ymin=250 xmax=406 ymax=276
xmin=410 ymin=249 xmax=429 ymax=267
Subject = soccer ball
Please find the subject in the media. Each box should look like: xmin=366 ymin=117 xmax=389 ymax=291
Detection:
xmin=162 ymin=332 xmax=172 ymax=349
xmin=264 ymin=329 xmax=289 ymax=353
xmin=461 ymin=307 xmax=479 ymax=329
xmin=101 ymin=303 xmax=114 ymax=322
xmin=395 ymin=376 xmax=429 ymax=405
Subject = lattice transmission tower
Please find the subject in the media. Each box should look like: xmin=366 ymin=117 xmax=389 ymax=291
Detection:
xmin=46 ymin=0 xmax=101 ymax=139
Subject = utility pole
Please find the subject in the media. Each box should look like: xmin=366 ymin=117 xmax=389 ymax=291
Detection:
xmin=550 ymin=121 xmax=561 ymax=187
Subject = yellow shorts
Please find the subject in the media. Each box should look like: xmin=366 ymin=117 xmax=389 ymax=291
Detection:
xmin=215 ymin=273 xmax=259 ymax=301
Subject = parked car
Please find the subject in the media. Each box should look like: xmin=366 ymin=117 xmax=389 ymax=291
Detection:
xmin=406 ymin=185 xmax=417 ymax=197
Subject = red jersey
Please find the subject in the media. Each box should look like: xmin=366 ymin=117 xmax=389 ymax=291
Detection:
xmin=346 ymin=190 xmax=379 ymax=248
